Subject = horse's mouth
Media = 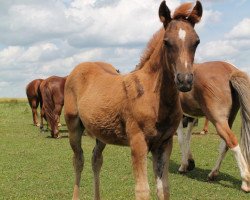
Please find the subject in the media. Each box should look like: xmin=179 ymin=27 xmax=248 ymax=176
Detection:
xmin=177 ymin=84 xmax=192 ymax=92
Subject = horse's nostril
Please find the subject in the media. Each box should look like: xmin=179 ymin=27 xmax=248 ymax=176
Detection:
xmin=186 ymin=74 xmax=193 ymax=84
xmin=177 ymin=73 xmax=184 ymax=84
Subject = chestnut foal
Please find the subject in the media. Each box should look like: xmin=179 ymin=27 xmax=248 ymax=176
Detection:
xmin=64 ymin=1 xmax=202 ymax=199
xmin=177 ymin=61 xmax=250 ymax=192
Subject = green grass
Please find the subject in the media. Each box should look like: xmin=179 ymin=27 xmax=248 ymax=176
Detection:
xmin=0 ymin=100 xmax=249 ymax=199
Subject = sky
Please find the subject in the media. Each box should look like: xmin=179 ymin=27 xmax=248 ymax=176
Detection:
xmin=0 ymin=0 xmax=250 ymax=97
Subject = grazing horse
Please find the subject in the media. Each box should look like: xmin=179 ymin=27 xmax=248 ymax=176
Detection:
xmin=26 ymin=79 xmax=43 ymax=126
xmin=40 ymin=76 xmax=67 ymax=138
xmin=177 ymin=61 xmax=250 ymax=192
xmin=64 ymin=1 xmax=202 ymax=199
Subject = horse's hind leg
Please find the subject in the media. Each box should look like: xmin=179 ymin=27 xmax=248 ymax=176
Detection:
xmin=40 ymin=106 xmax=45 ymax=131
xmin=152 ymin=136 xmax=173 ymax=200
xmin=30 ymin=98 xmax=39 ymax=126
xmin=208 ymin=139 xmax=228 ymax=180
xmin=214 ymin=120 xmax=250 ymax=191
xmin=54 ymin=104 xmax=63 ymax=127
xmin=52 ymin=104 xmax=63 ymax=138
xmin=208 ymin=105 xmax=238 ymax=180
xmin=65 ymin=105 xmax=84 ymax=200
xmin=92 ymin=139 xmax=106 ymax=200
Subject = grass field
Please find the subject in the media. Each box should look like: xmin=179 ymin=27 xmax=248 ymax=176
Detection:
xmin=0 ymin=99 xmax=249 ymax=200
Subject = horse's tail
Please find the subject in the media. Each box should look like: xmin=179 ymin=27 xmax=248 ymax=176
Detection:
xmin=38 ymin=84 xmax=43 ymax=109
xmin=230 ymin=70 xmax=250 ymax=170
xmin=43 ymin=84 xmax=57 ymax=136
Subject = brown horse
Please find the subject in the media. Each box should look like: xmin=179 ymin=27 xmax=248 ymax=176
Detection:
xmin=64 ymin=1 xmax=202 ymax=199
xmin=40 ymin=75 xmax=67 ymax=138
xmin=177 ymin=61 xmax=250 ymax=192
xmin=26 ymin=79 xmax=43 ymax=126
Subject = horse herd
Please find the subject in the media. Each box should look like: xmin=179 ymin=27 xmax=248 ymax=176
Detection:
xmin=25 ymin=1 xmax=249 ymax=199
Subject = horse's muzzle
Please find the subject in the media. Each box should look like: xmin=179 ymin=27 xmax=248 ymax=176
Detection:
xmin=175 ymin=73 xmax=193 ymax=92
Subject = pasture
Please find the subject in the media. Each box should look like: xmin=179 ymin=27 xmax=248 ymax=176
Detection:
xmin=0 ymin=99 xmax=249 ymax=200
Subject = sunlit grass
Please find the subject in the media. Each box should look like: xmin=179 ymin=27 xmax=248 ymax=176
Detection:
xmin=0 ymin=99 xmax=249 ymax=199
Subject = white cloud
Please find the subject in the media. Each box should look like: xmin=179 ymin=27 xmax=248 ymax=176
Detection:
xmin=196 ymin=38 xmax=250 ymax=74
xmin=196 ymin=9 xmax=222 ymax=30
xmin=0 ymin=46 xmax=24 ymax=65
xmin=227 ymin=18 xmax=250 ymax=39
xmin=0 ymin=0 xmax=248 ymax=97
xmin=197 ymin=40 xmax=238 ymax=58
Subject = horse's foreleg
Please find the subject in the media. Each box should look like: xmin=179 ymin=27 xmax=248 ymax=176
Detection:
xmin=177 ymin=120 xmax=195 ymax=173
xmin=130 ymin=132 xmax=149 ymax=200
xmin=152 ymin=136 xmax=173 ymax=200
xmin=186 ymin=120 xmax=195 ymax=170
xmin=177 ymin=122 xmax=188 ymax=172
xmin=66 ymin=115 xmax=84 ymax=200
xmin=208 ymin=140 xmax=228 ymax=180
xmin=92 ymin=139 xmax=106 ymax=200
xmin=215 ymin=121 xmax=250 ymax=192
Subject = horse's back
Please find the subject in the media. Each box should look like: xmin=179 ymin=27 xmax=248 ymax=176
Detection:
xmin=26 ymin=79 xmax=43 ymax=98
xmin=194 ymin=61 xmax=237 ymax=78
xmin=66 ymin=62 xmax=120 ymax=97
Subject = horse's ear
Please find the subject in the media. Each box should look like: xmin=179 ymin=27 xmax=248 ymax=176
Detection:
xmin=159 ymin=1 xmax=171 ymax=29
xmin=187 ymin=1 xmax=203 ymax=26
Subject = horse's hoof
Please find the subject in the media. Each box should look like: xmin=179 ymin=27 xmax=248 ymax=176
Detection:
xmin=178 ymin=165 xmax=188 ymax=174
xmin=187 ymin=159 xmax=195 ymax=171
xmin=208 ymin=171 xmax=219 ymax=181
xmin=200 ymin=130 xmax=207 ymax=135
xmin=53 ymin=134 xmax=61 ymax=139
xmin=241 ymin=181 xmax=250 ymax=192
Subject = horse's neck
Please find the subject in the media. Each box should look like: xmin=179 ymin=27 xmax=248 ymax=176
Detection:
xmin=142 ymin=45 xmax=178 ymax=104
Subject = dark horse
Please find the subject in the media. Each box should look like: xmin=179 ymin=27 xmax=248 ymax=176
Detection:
xmin=26 ymin=79 xmax=43 ymax=126
xmin=177 ymin=61 xmax=250 ymax=192
xmin=40 ymin=76 xmax=67 ymax=138
xmin=64 ymin=1 xmax=202 ymax=199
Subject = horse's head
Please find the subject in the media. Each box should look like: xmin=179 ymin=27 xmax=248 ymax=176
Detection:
xmin=159 ymin=1 xmax=202 ymax=92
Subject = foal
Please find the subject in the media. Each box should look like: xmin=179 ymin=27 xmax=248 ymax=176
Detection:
xmin=26 ymin=79 xmax=43 ymax=126
xmin=177 ymin=61 xmax=250 ymax=192
xmin=64 ymin=1 xmax=202 ymax=199
xmin=40 ymin=76 xmax=67 ymax=138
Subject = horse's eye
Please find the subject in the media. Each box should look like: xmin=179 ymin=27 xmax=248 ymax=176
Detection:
xmin=193 ymin=38 xmax=200 ymax=48
xmin=164 ymin=39 xmax=173 ymax=48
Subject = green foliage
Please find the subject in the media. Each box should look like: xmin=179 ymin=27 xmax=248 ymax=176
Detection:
xmin=0 ymin=100 xmax=249 ymax=199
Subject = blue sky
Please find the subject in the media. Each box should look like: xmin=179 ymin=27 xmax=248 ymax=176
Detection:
xmin=0 ymin=0 xmax=250 ymax=97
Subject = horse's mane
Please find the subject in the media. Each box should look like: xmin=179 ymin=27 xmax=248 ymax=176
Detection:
xmin=136 ymin=2 xmax=196 ymax=70
xmin=136 ymin=28 xmax=165 ymax=70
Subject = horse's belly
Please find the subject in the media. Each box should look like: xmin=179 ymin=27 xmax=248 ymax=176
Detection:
xmin=87 ymin=127 xmax=129 ymax=146
xmin=79 ymin=110 xmax=129 ymax=146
